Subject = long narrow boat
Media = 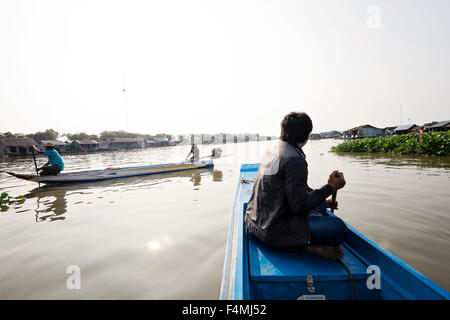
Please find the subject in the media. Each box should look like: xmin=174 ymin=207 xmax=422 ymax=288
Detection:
xmin=7 ymin=160 xmax=213 ymax=184
xmin=220 ymin=163 xmax=450 ymax=300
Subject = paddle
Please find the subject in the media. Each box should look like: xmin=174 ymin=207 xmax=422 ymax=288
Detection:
xmin=31 ymin=146 xmax=41 ymax=187
xmin=31 ymin=147 xmax=39 ymax=175
xmin=330 ymin=171 xmax=355 ymax=298
xmin=330 ymin=171 xmax=340 ymax=213
xmin=186 ymin=144 xmax=196 ymax=161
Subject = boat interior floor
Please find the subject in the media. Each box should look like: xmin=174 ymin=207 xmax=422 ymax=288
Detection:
xmin=247 ymin=233 xmax=380 ymax=300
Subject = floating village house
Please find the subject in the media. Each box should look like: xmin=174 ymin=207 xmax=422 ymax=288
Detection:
xmin=68 ymin=140 xmax=100 ymax=152
xmin=223 ymin=134 xmax=235 ymax=143
xmin=146 ymin=137 xmax=169 ymax=148
xmin=192 ymin=134 xmax=205 ymax=145
xmin=384 ymin=126 xmax=397 ymax=135
xmin=0 ymin=138 xmax=38 ymax=156
xmin=427 ymin=120 xmax=450 ymax=132
xmin=325 ymin=131 xmax=342 ymax=138
xmin=216 ymin=133 xmax=254 ymax=143
xmin=393 ymin=124 xmax=422 ymax=135
xmin=101 ymin=138 xmax=144 ymax=149
xmin=169 ymin=138 xmax=182 ymax=146
xmin=171 ymin=135 xmax=190 ymax=146
xmin=39 ymin=140 xmax=67 ymax=153
xmin=200 ymin=134 xmax=213 ymax=144
xmin=344 ymin=125 xmax=385 ymax=139
xmin=234 ymin=134 xmax=252 ymax=143
xmin=250 ymin=134 xmax=261 ymax=141
xmin=309 ymin=133 xmax=321 ymax=140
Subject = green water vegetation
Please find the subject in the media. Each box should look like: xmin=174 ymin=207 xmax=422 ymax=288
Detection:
xmin=331 ymin=131 xmax=450 ymax=156
xmin=0 ymin=192 xmax=26 ymax=211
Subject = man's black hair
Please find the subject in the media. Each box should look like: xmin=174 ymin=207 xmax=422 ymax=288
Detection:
xmin=280 ymin=112 xmax=313 ymax=144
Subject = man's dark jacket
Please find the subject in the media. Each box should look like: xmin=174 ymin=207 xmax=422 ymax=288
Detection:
xmin=244 ymin=140 xmax=334 ymax=247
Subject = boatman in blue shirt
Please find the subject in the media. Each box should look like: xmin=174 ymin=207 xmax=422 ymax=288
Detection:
xmin=32 ymin=143 xmax=65 ymax=176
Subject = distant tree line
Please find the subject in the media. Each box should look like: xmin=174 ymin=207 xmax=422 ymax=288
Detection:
xmin=97 ymin=131 xmax=173 ymax=141
xmin=0 ymin=129 xmax=60 ymax=141
xmin=1 ymin=130 xmax=270 ymax=143
xmin=0 ymin=129 xmax=176 ymax=143
xmin=65 ymin=132 xmax=99 ymax=141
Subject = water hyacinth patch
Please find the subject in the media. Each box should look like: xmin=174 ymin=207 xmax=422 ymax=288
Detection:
xmin=331 ymin=131 xmax=450 ymax=155
xmin=0 ymin=192 xmax=26 ymax=211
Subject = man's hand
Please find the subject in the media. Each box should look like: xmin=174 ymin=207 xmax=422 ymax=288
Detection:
xmin=328 ymin=170 xmax=346 ymax=192
xmin=326 ymin=198 xmax=338 ymax=210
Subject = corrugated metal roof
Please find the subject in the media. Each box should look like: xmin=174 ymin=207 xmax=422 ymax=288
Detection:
xmin=107 ymin=138 xmax=140 ymax=143
xmin=394 ymin=124 xmax=416 ymax=131
xmin=75 ymin=140 xmax=99 ymax=144
xmin=0 ymin=138 xmax=37 ymax=147
xmin=429 ymin=120 xmax=450 ymax=128
xmin=152 ymin=137 xmax=169 ymax=142
xmin=347 ymin=124 xmax=382 ymax=132
xmin=40 ymin=140 xmax=67 ymax=145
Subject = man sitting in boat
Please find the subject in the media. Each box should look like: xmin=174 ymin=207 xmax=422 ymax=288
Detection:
xmin=210 ymin=147 xmax=222 ymax=159
xmin=32 ymin=143 xmax=65 ymax=176
xmin=244 ymin=112 xmax=348 ymax=260
xmin=186 ymin=144 xmax=200 ymax=162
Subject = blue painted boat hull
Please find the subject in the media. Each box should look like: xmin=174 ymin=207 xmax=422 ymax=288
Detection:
xmin=220 ymin=164 xmax=450 ymax=300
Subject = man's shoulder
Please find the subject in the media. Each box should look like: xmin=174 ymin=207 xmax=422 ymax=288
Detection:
xmin=266 ymin=142 xmax=304 ymax=176
xmin=278 ymin=141 xmax=305 ymax=161
xmin=44 ymin=149 xmax=59 ymax=156
xmin=284 ymin=156 xmax=306 ymax=173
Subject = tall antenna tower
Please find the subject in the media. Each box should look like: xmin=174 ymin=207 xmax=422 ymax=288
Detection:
xmin=123 ymin=73 xmax=128 ymax=132
xmin=405 ymin=105 xmax=409 ymax=123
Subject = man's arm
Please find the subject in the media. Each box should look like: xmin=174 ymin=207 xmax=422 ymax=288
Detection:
xmin=32 ymin=145 xmax=43 ymax=154
xmin=37 ymin=161 xmax=50 ymax=171
xmin=284 ymin=158 xmax=334 ymax=215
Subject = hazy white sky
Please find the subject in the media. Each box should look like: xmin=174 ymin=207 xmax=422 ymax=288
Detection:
xmin=1 ymin=0 xmax=449 ymax=136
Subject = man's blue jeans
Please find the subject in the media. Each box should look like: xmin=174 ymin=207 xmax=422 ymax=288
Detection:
xmin=306 ymin=200 xmax=348 ymax=246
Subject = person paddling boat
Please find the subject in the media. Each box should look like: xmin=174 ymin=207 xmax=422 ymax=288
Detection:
xmin=32 ymin=143 xmax=65 ymax=176
xmin=186 ymin=144 xmax=200 ymax=162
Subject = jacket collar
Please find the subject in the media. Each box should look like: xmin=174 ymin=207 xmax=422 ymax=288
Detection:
xmin=285 ymin=140 xmax=306 ymax=159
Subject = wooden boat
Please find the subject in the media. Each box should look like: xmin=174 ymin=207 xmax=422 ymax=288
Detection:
xmin=7 ymin=160 xmax=213 ymax=184
xmin=220 ymin=163 xmax=450 ymax=300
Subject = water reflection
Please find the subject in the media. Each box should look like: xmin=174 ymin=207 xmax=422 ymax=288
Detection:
xmin=190 ymin=172 xmax=202 ymax=186
xmin=25 ymin=187 xmax=68 ymax=222
xmin=19 ymin=168 xmax=222 ymax=223
xmin=212 ymin=170 xmax=223 ymax=182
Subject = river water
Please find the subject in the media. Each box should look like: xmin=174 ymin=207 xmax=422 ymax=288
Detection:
xmin=0 ymin=140 xmax=449 ymax=298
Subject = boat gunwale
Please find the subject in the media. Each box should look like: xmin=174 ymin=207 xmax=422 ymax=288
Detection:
xmin=220 ymin=173 xmax=245 ymax=299
xmin=338 ymin=212 xmax=450 ymax=299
